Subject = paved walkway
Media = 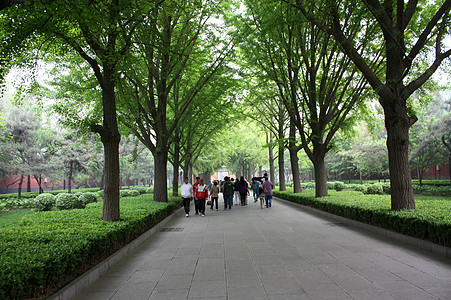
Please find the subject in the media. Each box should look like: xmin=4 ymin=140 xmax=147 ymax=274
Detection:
xmin=74 ymin=196 xmax=451 ymax=300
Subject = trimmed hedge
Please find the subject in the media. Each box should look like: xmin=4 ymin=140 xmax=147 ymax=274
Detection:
xmin=274 ymin=189 xmax=451 ymax=247
xmin=0 ymin=194 xmax=181 ymax=299
xmin=34 ymin=194 xmax=56 ymax=212
xmin=0 ymin=187 xmax=101 ymax=200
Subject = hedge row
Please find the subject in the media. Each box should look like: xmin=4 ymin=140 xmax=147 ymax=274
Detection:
xmin=274 ymin=190 xmax=451 ymax=247
xmin=0 ymin=187 xmax=101 ymax=200
xmin=0 ymin=186 xmax=154 ymax=212
xmin=0 ymin=194 xmax=181 ymax=299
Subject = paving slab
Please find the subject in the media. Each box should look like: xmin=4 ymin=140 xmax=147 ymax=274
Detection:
xmin=71 ymin=195 xmax=451 ymax=300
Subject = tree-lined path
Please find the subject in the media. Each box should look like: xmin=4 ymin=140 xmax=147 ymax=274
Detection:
xmin=72 ymin=197 xmax=451 ymax=300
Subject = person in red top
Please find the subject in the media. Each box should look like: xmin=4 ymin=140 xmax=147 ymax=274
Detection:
xmin=194 ymin=178 xmax=208 ymax=216
xmin=192 ymin=177 xmax=200 ymax=215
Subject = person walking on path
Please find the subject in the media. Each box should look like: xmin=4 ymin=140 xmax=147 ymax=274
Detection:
xmin=194 ymin=178 xmax=208 ymax=216
xmin=233 ymin=178 xmax=240 ymax=206
xmin=251 ymin=179 xmax=260 ymax=203
xmin=258 ymin=185 xmax=265 ymax=208
xmin=210 ymin=181 xmax=220 ymax=211
xmin=181 ymin=177 xmax=193 ymax=217
xmin=262 ymin=174 xmax=274 ymax=208
xmin=237 ymin=176 xmax=249 ymax=206
xmin=192 ymin=177 xmax=200 ymax=215
xmin=222 ymin=176 xmax=234 ymax=209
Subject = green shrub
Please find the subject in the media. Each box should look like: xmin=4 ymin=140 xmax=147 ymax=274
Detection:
xmin=354 ymin=185 xmax=367 ymax=193
xmin=128 ymin=190 xmax=140 ymax=197
xmin=146 ymin=187 xmax=154 ymax=194
xmin=34 ymin=194 xmax=56 ymax=212
xmin=334 ymin=181 xmax=346 ymax=191
xmin=303 ymin=182 xmax=315 ymax=189
xmin=74 ymin=192 xmax=84 ymax=198
xmin=131 ymin=186 xmax=148 ymax=194
xmin=0 ymin=195 xmax=181 ymax=299
xmin=0 ymin=197 xmax=36 ymax=212
xmin=55 ymin=193 xmax=85 ymax=210
xmin=364 ymin=183 xmax=384 ymax=195
xmin=78 ymin=192 xmax=97 ymax=205
xmin=120 ymin=190 xmax=131 ymax=197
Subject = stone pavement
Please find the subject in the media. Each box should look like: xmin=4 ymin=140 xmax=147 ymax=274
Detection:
xmin=74 ymin=195 xmax=451 ymax=300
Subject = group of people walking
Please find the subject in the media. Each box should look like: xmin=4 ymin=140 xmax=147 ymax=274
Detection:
xmin=181 ymin=174 xmax=274 ymax=217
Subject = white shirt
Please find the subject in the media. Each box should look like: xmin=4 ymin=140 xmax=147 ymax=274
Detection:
xmin=181 ymin=182 xmax=193 ymax=198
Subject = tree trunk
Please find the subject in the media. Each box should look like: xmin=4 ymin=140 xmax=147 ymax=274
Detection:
xmin=99 ymin=70 xmax=121 ymax=221
xmin=27 ymin=175 xmax=31 ymax=192
xmin=18 ymin=175 xmax=23 ymax=198
xmin=289 ymin=123 xmax=301 ymax=193
xmin=267 ymin=132 xmax=276 ymax=184
xmin=313 ymin=147 xmax=328 ymax=197
xmin=172 ymin=161 xmax=179 ymax=197
xmin=153 ymin=145 xmax=168 ymax=202
xmin=359 ymin=169 xmax=363 ymax=185
xmin=382 ymin=96 xmax=415 ymax=210
xmin=278 ymin=141 xmax=286 ymax=191
xmin=172 ymin=132 xmax=181 ymax=197
xmin=68 ymin=161 xmax=73 ymax=193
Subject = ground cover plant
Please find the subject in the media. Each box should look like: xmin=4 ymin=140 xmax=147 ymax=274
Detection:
xmin=0 ymin=194 xmax=181 ymax=299
xmin=274 ymin=189 xmax=451 ymax=247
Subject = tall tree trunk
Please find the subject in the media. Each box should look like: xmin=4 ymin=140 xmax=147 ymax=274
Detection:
xmin=278 ymin=105 xmax=286 ymax=191
xmin=153 ymin=143 xmax=168 ymax=202
xmin=289 ymin=122 xmax=301 ymax=193
xmin=172 ymin=131 xmax=181 ymax=197
xmin=382 ymin=96 xmax=415 ymax=210
xmin=172 ymin=161 xmax=179 ymax=197
xmin=18 ymin=175 xmax=23 ymax=199
xmin=68 ymin=161 xmax=73 ymax=193
xmin=313 ymin=146 xmax=328 ymax=197
xmin=27 ymin=175 xmax=31 ymax=192
xmin=98 ymin=71 xmax=121 ymax=221
xmin=267 ymin=132 xmax=276 ymax=184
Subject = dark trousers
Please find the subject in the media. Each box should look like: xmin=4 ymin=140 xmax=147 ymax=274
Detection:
xmin=198 ymin=198 xmax=206 ymax=214
xmin=240 ymin=192 xmax=247 ymax=205
xmin=182 ymin=197 xmax=191 ymax=214
xmin=194 ymin=198 xmax=200 ymax=214
xmin=210 ymin=197 xmax=218 ymax=209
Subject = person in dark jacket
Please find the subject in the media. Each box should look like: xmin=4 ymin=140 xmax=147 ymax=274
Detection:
xmin=222 ymin=176 xmax=234 ymax=209
xmin=237 ymin=176 xmax=249 ymax=206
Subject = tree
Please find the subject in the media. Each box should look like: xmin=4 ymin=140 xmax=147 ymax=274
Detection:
xmin=292 ymin=0 xmax=451 ymax=209
xmin=1 ymin=0 xmax=146 ymax=220
xmin=118 ymin=0 xmax=233 ymax=202
xmin=242 ymin=0 xmax=373 ymax=197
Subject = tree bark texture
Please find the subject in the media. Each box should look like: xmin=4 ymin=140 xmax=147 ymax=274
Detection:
xmin=27 ymin=175 xmax=31 ymax=192
xmin=18 ymin=175 xmax=23 ymax=198
xmin=383 ymin=99 xmax=415 ymax=209
xmin=278 ymin=115 xmax=286 ymax=191
xmin=99 ymin=71 xmax=121 ymax=221
xmin=289 ymin=122 xmax=302 ymax=193
xmin=153 ymin=146 xmax=169 ymax=202
xmin=68 ymin=161 xmax=73 ymax=193
xmin=267 ymin=132 xmax=276 ymax=184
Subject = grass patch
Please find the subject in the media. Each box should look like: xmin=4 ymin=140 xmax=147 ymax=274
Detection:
xmin=274 ymin=189 xmax=451 ymax=247
xmin=0 ymin=194 xmax=181 ymax=299
xmin=0 ymin=209 xmax=34 ymax=228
